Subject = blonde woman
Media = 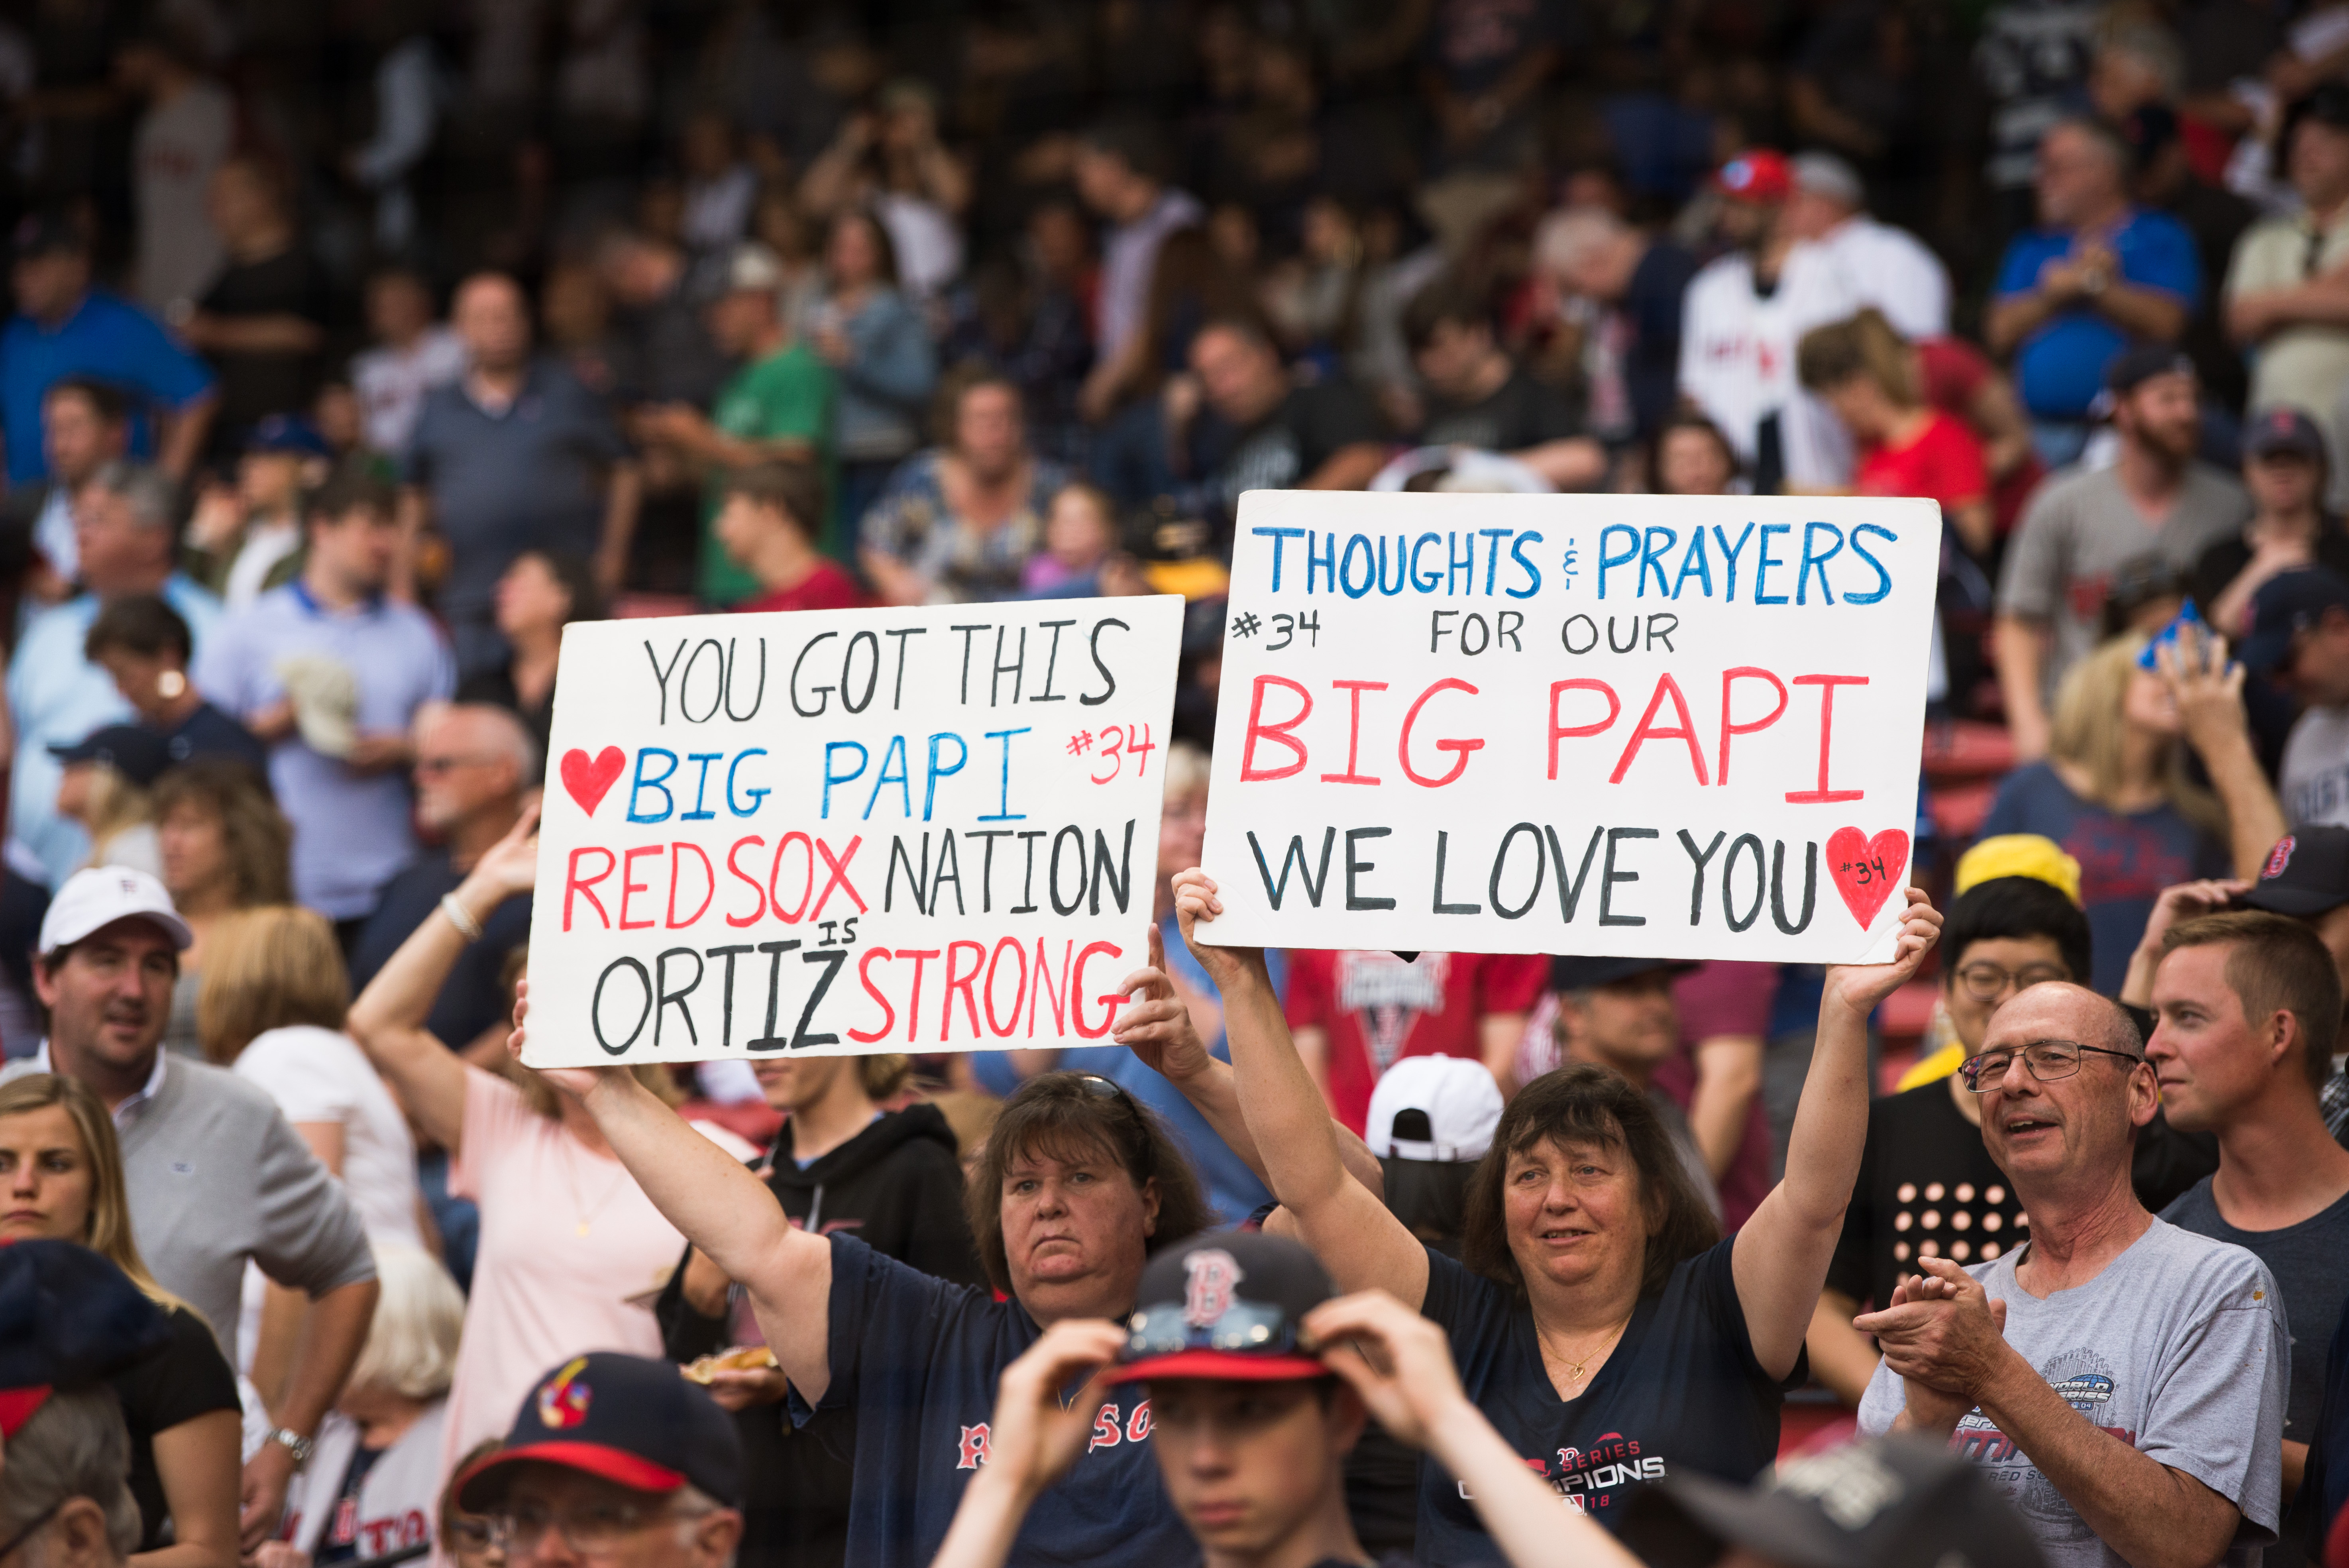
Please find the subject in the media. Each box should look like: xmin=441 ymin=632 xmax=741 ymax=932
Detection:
xmin=200 ymin=906 xmax=422 ymax=1399
xmin=345 ymin=805 xmax=755 ymax=1481
xmin=264 ymin=1244 xmax=463 ymax=1568
xmin=1980 ymin=629 xmax=2287 ymax=992
xmin=0 ymin=1073 xmax=241 ymax=1568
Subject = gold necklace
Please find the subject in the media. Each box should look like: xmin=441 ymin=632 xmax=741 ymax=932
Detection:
xmin=1539 ymin=1314 xmax=1633 ymax=1387
xmin=565 ymin=1135 xmax=631 ymax=1238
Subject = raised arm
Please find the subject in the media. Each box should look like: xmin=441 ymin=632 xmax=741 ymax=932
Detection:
xmin=1732 ymin=889 xmax=1939 ymax=1381
xmin=2159 ymin=627 xmax=2288 ymax=880
xmin=512 ymin=994 xmax=839 ymax=1402
xmin=343 ymin=807 xmax=542 ymax=1151
xmin=1172 ymin=869 xmax=1428 ymax=1306
xmin=1110 ymin=922 xmax=1386 ymax=1204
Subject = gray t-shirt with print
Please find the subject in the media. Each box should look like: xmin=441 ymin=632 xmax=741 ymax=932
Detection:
xmin=1857 ymin=1215 xmax=2287 ymax=1568
xmin=1995 ymin=462 xmax=2253 ymax=701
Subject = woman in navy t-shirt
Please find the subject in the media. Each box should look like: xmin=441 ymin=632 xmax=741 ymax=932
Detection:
xmin=1173 ymin=868 xmax=1941 ymax=1562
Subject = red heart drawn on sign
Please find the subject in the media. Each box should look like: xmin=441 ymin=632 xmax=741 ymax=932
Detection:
xmin=1826 ymin=826 xmax=1910 ymax=929
xmin=561 ymin=747 xmax=626 ymax=817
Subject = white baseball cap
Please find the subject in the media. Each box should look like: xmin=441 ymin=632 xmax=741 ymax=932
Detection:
xmin=1365 ymin=1055 xmax=1504 ymax=1163
xmin=38 ymin=867 xmax=193 ymax=956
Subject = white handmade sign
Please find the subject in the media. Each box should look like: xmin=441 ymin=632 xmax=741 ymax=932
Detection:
xmin=1199 ymin=492 xmax=1940 ymax=964
xmin=522 ymin=597 xmax=1184 ymax=1067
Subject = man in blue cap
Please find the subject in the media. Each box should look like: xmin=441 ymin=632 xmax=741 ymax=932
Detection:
xmin=456 ymin=1353 xmax=742 ymax=1568
xmin=2243 ymin=565 xmax=2349 ymax=829
xmin=185 ymin=412 xmax=332 ymax=610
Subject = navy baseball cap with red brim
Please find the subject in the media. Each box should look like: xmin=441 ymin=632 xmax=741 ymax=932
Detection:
xmin=1112 ymin=1229 xmax=1335 ymax=1384
xmin=456 ymin=1351 xmax=741 ymax=1509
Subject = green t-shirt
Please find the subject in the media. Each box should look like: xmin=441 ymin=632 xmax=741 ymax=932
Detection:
xmin=699 ymin=340 xmax=837 ymax=606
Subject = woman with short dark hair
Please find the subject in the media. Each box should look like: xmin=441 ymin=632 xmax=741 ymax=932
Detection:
xmin=1174 ymin=865 xmax=1940 ymax=1557
xmin=522 ymin=996 xmax=1224 ymax=1566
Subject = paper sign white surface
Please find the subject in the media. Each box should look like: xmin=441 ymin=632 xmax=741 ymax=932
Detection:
xmin=1200 ymin=492 xmax=1940 ymax=964
xmin=522 ymin=597 xmax=1184 ymax=1067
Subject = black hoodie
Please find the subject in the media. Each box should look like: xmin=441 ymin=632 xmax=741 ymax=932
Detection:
xmin=657 ymin=1101 xmax=984 ymax=1568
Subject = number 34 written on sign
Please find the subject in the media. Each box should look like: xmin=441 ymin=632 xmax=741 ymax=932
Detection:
xmin=1067 ymin=722 xmax=1157 ymax=785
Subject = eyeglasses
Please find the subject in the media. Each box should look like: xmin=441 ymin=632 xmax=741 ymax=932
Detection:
xmin=1958 ymin=1038 xmax=2144 ymax=1093
xmin=490 ymin=1498 xmax=697 ymax=1558
xmin=1072 ymin=1073 xmax=1137 ymax=1111
xmin=446 ymin=1518 xmax=499 ymax=1555
xmin=1952 ymin=961 xmax=2070 ymax=1003
xmin=0 ymin=1503 xmax=62 ymax=1564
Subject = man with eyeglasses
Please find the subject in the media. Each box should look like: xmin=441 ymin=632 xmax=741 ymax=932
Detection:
xmin=1854 ymin=979 xmax=2288 ymax=1568
xmin=1806 ymin=873 xmax=2088 ymax=1407
xmin=454 ymin=1353 xmax=741 ymax=1568
xmin=2143 ymin=911 xmax=2349 ymax=1557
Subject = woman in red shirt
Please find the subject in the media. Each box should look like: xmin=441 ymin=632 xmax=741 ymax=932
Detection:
xmin=1796 ymin=309 xmax=1995 ymax=561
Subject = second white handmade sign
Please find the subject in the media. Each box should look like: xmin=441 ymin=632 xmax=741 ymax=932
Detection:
xmin=1198 ymin=491 xmax=1940 ymax=964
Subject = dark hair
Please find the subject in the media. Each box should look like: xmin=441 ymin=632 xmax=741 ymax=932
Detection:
xmin=1459 ymin=1064 xmax=1719 ymax=1299
xmin=720 ymin=461 xmax=826 ymax=539
xmin=830 ymin=209 xmax=901 ymax=288
xmin=2163 ymin=910 xmax=2343 ymax=1090
xmin=306 ymin=459 xmax=397 ymax=526
xmin=1942 ymin=876 xmax=2093 ymax=992
xmin=510 ymin=549 xmax=605 ymax=627
xmin=1654 ymin=412 xmax=1740 ymax=482
xmin=45 ymin=377 xmax=130 ymax=427
xmin=149 ymin=760 xmax=291 ymax=908
xmin=1794 ymin=308 xmax=1917 ymax=403
xmin=965 ymin=1071 xmax=1214 ymax=1296
xmin=84 ymin=595 xmax=192 ymax=665
xmin=1078 ymin=120 xmax=1173 ymax=185
xmin=1401 ymin=277 xmax=1492 ymax=354
xmin=931 ymin=365 xmax=1025 ymax=448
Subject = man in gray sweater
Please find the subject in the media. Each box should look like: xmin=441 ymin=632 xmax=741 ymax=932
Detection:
xmin=5 ymin=866 xmax=379 ymax=1551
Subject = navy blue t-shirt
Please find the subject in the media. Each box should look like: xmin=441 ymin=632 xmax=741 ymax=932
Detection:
xmin=1418 ymin=1239 xmax=1793 ymax=1563
xmin=793 ymin=1233 xmax=1190 ymax=1568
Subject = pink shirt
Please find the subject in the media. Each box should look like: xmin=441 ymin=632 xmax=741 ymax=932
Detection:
xmin=437 ymin=1070 xmax=747 ymax=1477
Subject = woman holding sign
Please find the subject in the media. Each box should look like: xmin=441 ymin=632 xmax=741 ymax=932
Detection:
xmin=1173 ymin=865 xmax=1939 ymax=1554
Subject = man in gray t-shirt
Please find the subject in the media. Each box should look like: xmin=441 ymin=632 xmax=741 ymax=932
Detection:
xmin=1994 ymin=351 xmax=2251 ymax=761
xmin=1856 ymin=982 xmax=2286 ymax=1568
xmin=2148 ymin=909 xmax=2349 ymax=1565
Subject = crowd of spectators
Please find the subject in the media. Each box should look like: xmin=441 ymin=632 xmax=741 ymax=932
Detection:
xmin=15 ymin=3 xmax=2349 ymax=1568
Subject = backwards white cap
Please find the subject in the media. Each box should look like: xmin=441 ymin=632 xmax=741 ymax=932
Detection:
xmin=1365 ymin=1055 xmax=1504 ymax=1164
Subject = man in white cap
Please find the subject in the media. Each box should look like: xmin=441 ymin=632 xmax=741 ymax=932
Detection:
xmin=1783 ymin=149 xmax=1952 ymax=341
xmin=1 ymin=865 xmax=378 ymax=1552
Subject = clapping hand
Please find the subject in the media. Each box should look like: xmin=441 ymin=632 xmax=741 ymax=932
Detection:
xmin=1853 ymin=1256 xmax=2010 ymax=1435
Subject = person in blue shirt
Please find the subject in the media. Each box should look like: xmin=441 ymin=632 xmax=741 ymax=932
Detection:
xmin=524 ymin=989 xmax=1387 ymax=1568
xmin=1986 ymin=118 xmax=2200 ymax=468
xmin=0 ymin=212 xmax=216 ymax=486
xmin=8 ymin=462 xmax=221 ymax=886
xmin=970 ymin=741 xmax=1281 ymax=1224
xmin=1176 ymin=864 xmax=1942 ymax=1554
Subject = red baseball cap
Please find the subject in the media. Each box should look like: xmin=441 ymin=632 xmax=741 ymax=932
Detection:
xmin=1712 ymin=150 xmax=1792 ymax=202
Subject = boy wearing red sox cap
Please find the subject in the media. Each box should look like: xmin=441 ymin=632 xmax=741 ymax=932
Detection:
xmin=927 ymin=1230 xmax=1644 ymax=1568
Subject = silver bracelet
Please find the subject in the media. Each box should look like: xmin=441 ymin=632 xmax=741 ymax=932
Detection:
xmin=439 ymin=892 xmax=485 ymax=942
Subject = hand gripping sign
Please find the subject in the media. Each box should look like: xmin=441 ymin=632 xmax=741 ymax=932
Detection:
xmin=522 ymin=597 xmax=1185 ymax=1068
xmin=1198 ymin=492 xmax=1939 ymax=964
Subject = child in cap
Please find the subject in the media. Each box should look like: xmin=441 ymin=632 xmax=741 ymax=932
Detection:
xmin=927 ymin=1229 xmax=1646 ymax=1568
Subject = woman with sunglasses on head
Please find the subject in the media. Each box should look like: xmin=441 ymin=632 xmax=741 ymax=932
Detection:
xmin=1173 ymin=865 xmax=1940 ymax=1557
xmin=655 ymin=1048 xmax=984 ymax=1568
xmin=517 ymin=962 xmax=1379 ymax=1568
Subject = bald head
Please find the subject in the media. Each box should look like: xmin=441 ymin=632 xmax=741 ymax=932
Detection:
xmin=1974 ymin=983 xmax=2153 ymax=1202
xmin=453 ymin=273 xmax=531 ymax=372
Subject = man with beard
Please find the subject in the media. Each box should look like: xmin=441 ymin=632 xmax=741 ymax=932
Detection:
xmin=1994 ymin=346 xmax=2252 ymax=760
xmin=0 ymin=866 xmax=378 ymax=1550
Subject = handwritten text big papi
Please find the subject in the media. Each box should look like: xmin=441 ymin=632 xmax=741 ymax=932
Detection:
xmin=523 ymin=597 xmax=1184 ymax=1068
xmin=1199 ymin=493 xmax=1939 ymax=964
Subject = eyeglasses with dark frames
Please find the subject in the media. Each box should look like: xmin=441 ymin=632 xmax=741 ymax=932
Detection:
xmin=1950 ymin=960 xmax=2070 ymax=1003
xmin=1959 ymin=1038 xmax=2144 ymax=1093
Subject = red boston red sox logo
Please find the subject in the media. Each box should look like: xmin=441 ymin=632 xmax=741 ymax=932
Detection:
xmin=2267 ymin=837 xmax=2297 ymax=880
xmin=1183 ymin=1249 xmax=1243 ymax=1326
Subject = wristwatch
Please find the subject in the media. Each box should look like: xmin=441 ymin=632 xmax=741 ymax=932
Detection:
xmin=267 ymin=1427 xmax=314 ymax=1466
